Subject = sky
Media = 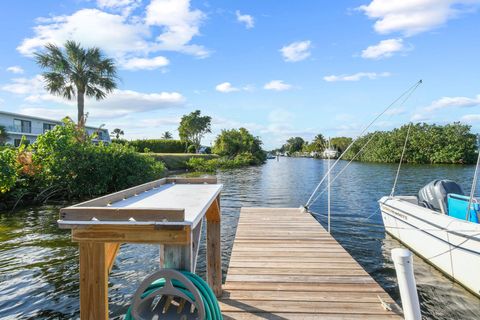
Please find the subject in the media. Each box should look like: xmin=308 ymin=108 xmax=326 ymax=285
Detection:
xmin=0 ymin=0 xmax=479 ymax=149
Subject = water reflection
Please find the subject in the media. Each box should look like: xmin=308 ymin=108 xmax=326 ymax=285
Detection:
xmin=0 ymin=158 xmax=478 ymax=319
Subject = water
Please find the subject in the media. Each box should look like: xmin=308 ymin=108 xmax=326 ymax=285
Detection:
xmin=0 ymin=157 xmax=479 ymax=319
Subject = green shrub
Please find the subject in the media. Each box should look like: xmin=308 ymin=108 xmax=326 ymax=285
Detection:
xmin=187 ymin=145 xmax=196 ymax=153
xmin=0 ymin=145 xmax=13 ymax=151
xmin=1 ymin=119 xmax=165 ymax=207
xmin=148 ymin=153 xmax=218 ymax=170
xmin=186 ymin=153 xmax=256 ymax=172
xmin=0 ymin=149 xmax=19 ymax=193
xmin=212 ymin=128 xmax=266 ymax=164
xmin=31 ymin=121 xmax=165 ymax=198
xmin=126 ymin=139 xmax=187 ymax=153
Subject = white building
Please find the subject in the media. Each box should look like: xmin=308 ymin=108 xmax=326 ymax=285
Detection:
xmin=0 ymin=111 xmax=110 ymax=146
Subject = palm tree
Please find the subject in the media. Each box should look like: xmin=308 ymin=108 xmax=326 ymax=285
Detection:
xmin=161 ymin=131 xmax=173 ymax=140
xmin=35 ymin=41 xmax=118 ymax=127
xmin=111 ymin=128 xmax=124 ymax=140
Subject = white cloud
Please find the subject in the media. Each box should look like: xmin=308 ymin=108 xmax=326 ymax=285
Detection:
xmin=139 ymin=117 xmax=180 ymax=127
xmin=97 ymin=0 xmax=137 ymax=7
xmin=18 ymin=9 xmax=149 ymax=58
xmin=358 ymin=0 xmax=480 ymax=36
xmin=6 ymin=66 xmax=24 ymax=74
xmin=17 ymin=1 xmax=208 ymax=68
xmin=121 ymin=56 xmax=169 ymax=70
xmin=19 ymin=107 xmax=75 ymax=120
xmin=90 ymin=89 xmax=184 ymax=113
xmin=236 ymin=10 xmax=254 ymax=29
xmin=23 ymin=90 xmax=184 ymax=120
xmin=425 ymin=95 xmax=480 ymax=111
xmin=145 ymin=0 xmax=208 ymax=57
xmin=361 ymin=38 xmax=405 ymax=59
xmin=280 ymin=40 xmax=311 ymax=62
xmin=411 ymin=113 xmax=431 ymax=122
xmin=2 ymin=75 xmax=185 ymax=119
xmin=1 ymin=75 xmax=45 ymax=94
xmin=410 ymin=94 xmax=480 ymax=122
xmin=215 ymin=82 xmax=240 ymax=93
xmin=323 ymin=72 xmax=391 ymax=82
xmin=263 ymin=80 xmax=292 ymax=91
xmin=461 ymin=114 xmax=480 ymax=123
xmin=96 ymin=0 xmax=141 ymax=15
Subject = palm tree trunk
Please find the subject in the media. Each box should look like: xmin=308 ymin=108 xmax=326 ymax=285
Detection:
xmin=77 ymin=90 xmax=85 ymax=127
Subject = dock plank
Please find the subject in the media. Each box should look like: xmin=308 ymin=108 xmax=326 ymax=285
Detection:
xmin=221 ymin=207 xmax=402 ymax=319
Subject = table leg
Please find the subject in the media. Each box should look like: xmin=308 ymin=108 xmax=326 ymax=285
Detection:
xmin=160 ymin=244 xmax=192 ymax=271
xmin=79 ymin=242 xmax=109 ymax=320
xmin=206 ymin=197 xmax=222 ymax=297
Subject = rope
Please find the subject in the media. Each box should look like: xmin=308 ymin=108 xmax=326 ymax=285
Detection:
xmin=309 ymin=83 xmax=421 ymax=206
xmin=390 ymin=123 xmax=413 ymax=197
xmin=308 ymin=82 xmax=421 ymax=208
xmin=305 ymin=79 xmax=423 ymax=208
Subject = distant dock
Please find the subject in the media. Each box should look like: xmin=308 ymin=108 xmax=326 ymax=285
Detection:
xmin=220 ymin=207 xmax=402 ymax=319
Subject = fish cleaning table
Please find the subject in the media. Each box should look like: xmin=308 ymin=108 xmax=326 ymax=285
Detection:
xmin=58 ymin=177 xmax=223 ymax=320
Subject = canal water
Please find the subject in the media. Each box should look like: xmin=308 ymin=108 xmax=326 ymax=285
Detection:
xmin=0 ymin=157 xmax=479 ymax=319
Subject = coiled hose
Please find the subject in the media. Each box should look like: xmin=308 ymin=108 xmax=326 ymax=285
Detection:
xmin=125 ymin=270 xmax=222 ymax=320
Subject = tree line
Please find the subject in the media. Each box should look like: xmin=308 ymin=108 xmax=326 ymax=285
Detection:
xmin=275 ymin=135 xmax=352 ymax=155
xmin=344 ymin=122 xmax=478 ymax=164
xmin=275 ymin=122 xmax=478 ymax=164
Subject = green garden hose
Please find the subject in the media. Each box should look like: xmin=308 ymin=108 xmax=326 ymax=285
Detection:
xmin=125 ymin=270 xmax=222 ymax=320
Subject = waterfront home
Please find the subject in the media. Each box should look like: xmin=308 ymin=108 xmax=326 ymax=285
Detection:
xmin=0 ymin=111 xmax=110 ymax=146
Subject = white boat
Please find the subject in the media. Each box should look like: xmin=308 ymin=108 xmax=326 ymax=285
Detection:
xmin=379 ymin=179 xmax=480 ymax=298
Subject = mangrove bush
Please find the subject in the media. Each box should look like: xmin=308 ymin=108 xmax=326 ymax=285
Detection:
xmin=344 ymin=122 xmax=478 ymax=164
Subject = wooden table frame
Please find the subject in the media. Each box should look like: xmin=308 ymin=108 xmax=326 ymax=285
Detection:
xmin=58 ymin=177 xmax=222 ymax=320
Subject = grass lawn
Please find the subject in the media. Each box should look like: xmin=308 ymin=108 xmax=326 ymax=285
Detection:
xmin=145 ymin=153 xmax=219 ymax=171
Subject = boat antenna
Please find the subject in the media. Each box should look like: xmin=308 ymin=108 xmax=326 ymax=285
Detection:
xmin=305 ymin=79 xmax=423 ymax=209
xmin=390 ymin=123 xmax=413 ymax=197
xmin=466 ymin=136 xmax=480 ymax=221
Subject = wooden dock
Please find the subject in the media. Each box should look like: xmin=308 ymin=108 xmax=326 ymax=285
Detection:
xmin=220 ymin=207 xmax=403 ymax=319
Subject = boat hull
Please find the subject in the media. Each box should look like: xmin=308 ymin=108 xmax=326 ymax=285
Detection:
xmin=379 ymin=196 xmax=480 ymax=298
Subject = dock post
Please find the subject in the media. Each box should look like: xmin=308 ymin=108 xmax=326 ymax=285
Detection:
xmin=392 ymin=248 xmax=421 ymax=320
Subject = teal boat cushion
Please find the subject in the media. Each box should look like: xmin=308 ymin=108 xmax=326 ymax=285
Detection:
xmin=447 ymin=194 xmax=479 ymax=223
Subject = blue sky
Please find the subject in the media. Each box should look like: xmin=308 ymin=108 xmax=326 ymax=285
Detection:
xmin=0 ymin=0 xmax=479 ymax=149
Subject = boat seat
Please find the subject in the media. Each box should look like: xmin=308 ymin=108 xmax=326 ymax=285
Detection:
xmin=447 ymin=194 xmax=479 ymax=223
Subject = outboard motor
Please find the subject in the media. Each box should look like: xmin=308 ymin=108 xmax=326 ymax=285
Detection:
xmin=418 ymin=180 xmax=464 ymax=214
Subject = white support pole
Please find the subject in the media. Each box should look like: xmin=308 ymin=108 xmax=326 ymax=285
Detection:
xmin=391 ymin=248 xmax=421 ymax=320
xmin=327 ymin=153 xmax=331 ymax=233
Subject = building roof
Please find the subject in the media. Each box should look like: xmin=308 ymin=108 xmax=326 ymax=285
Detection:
xmin=0 ymin=110 xmax=107 ymax=131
